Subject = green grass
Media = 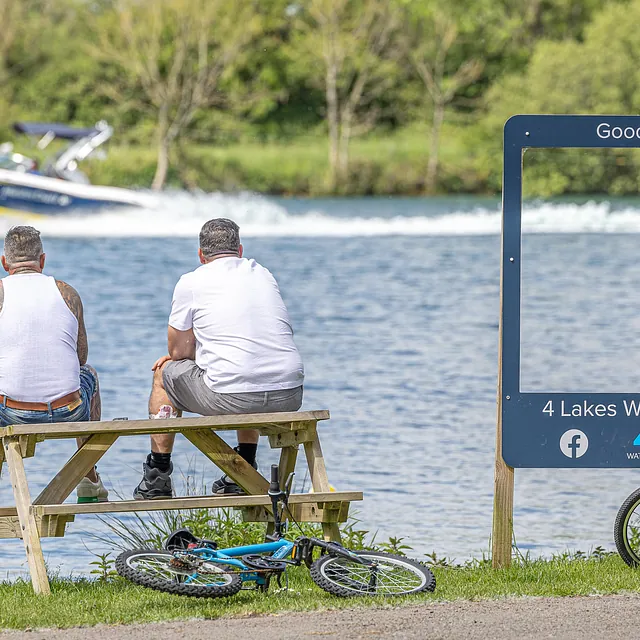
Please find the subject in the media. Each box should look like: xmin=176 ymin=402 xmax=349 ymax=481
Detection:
xmin=2 ymin=501 xmax=631 ymax=629
xmin=81 ymin=124 xmax=486 ymax=196
xmin=1 ymin=554 xmax=640 ymax=630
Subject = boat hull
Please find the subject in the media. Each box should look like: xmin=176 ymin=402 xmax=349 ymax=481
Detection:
xmin=0 ymin=169 xmax=157 ymax=216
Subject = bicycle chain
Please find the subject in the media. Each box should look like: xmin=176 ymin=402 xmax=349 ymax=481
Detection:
xmin=169 ymin=555 xmax=285 ymax=576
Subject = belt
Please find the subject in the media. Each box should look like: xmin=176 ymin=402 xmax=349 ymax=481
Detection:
xmin=0 ymin=390 xmax=81 ymax=412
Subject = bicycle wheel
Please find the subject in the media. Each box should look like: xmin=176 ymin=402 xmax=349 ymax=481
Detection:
xmin=614 ymin=488 xmax=640 ymax=567
xmin=309 ymin=550 xmax=435 ymax=597
xmin=115 ymin=549 xmax=242 ymax=598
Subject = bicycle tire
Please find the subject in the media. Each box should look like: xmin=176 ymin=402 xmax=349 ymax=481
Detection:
xmin=310 ymin=550 xmax=435 ymax=597
xmin=115 ymin=549 xmax=242 ymax=598
xmin=614 ymin=488 xmax=640 ymax=567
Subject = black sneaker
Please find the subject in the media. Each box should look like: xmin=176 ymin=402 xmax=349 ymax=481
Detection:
xmin=133 ymin=458 xmax=174 ymax=500
xmin=211 ymin=474 xmax=245 ymax=495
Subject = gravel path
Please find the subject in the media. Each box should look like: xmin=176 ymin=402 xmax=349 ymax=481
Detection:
xmin=2 ymin=595 xmax=640 ymax=639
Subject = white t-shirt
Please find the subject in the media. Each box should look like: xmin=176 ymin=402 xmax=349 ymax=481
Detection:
xmin=169 ymin=257 xmax=304 ymax=393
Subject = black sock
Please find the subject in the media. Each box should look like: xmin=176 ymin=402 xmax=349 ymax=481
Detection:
xmin=148 ymin=451 xmax=172 ymax=472
xmin=235 ymin=443 xmax=258 ymax=467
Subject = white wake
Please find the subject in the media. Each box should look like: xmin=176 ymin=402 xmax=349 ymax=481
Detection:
xmin=2 ymin=192 xmax=640 ymax=237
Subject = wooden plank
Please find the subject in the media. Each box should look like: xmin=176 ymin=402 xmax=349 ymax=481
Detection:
xmin=4 ymin=439 xmax=51 ymax=595
xmin=268 ymin=422 xmax=317 ymax=449
xmin=18 ymin=435 xmax=39 ymax=459
xmin=34 ymin=433 xmax=119 ymax=506
xmin=53 ymin=514 xmax=74 ymax=537
xmin=0 ymin=516 xmax=21 ymax=538
xmin=303 ymin=435 xmax=341 ymax=542
xmin=278 ymin=446 xmax=299 ymax=490
xmin=492 ymin=416 xmax=514 ymax=568
xmin=0 ymin=515 xmax=75 ymax=539
xmin=321 ymin=522 xmax=342 ymax=542
xmin=0 ymin=410 xmax=330 ymax=438
xmin=183 ymin=428 xmax=270 ymax=495
xmin=266 ymin=444 xmax=301 ymax=537
xmin=243 ymin=502 xmax=350 ymax=524
xmin=38 ymin=515 xmax=75 ymax=537
xmin=492 ymin=221 xmax=514 ymax=569
xmin=304 ymin=437 xmax=331 ymax=493
xmin=31 ymin=491 xmax=363 ymax=516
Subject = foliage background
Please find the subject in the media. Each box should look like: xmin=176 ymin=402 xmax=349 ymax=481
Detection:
xmin=0 ymin=0 xmax=635 ymax=195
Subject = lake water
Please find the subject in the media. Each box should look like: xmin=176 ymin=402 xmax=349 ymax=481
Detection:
xmin=2 ymin=194 xmax=640 ymax=577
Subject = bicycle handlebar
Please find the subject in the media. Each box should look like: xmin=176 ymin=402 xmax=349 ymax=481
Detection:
xmin=269 ymin=464 xmax=280 ymax=494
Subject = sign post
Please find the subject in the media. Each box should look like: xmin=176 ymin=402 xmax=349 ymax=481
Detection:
xmin=493 ymin=115 xmax=640 ymax=567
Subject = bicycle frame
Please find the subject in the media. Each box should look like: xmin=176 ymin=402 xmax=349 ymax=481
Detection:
xmin=184 ymin=539 xmax=295 ymax=584
xmin=173 ymin=465 xmax=368 ymax=587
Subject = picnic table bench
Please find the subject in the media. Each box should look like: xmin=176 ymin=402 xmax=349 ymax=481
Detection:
xmin=0 ymin=409 xmax=362 ymax=595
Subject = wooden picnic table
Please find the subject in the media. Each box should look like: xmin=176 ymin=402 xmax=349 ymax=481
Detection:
xmin=0 ymin=409 xmax=362 ymax=595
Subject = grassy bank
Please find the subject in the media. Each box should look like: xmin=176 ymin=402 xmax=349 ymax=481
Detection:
xmin=82 ymin=126 xmax=488 ymax=196
xmin=1 ymin=554 xmax=639 ymax=630
xmin=80 ymin=128 xmax=640 ymax=199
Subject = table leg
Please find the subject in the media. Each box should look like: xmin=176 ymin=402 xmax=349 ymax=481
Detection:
xmin=303 ymin=436 xmax=341 ymax=543
xmin=265 ymin=445 xmax=299 ymax=537
xmin=278 ymin=446 xmax=299 ymax=491
xmin=4 ymin=438 xmax=50 ymax=595
xmin=34 ymin=433 xmax=118 ymax=506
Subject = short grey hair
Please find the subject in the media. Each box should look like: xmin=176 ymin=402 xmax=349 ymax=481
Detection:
xmin=3 ymin=226 xmax=43 ymax=266
xmin=199 ymin=218 xmax=240 ymax=258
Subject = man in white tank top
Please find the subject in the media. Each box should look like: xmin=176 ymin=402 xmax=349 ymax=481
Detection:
xmin=134 ymin=219 xmax=304 ymax=499
xmin=0 ymin=226 xmax=107 ymax=503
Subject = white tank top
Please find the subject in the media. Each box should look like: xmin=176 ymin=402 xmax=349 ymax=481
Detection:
xmin=0 ymin=273 xmax=80 ymax=402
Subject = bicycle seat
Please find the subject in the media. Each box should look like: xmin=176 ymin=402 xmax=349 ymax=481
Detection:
xmin=165 ymin=528 xmax=217 ymax=550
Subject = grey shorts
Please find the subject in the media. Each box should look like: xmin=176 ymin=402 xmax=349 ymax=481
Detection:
xmin=162 ymin=359 xmax=303 ymax=416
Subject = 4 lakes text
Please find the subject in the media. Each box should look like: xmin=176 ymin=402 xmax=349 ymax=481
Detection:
xmin=543 ymin=400 xmax=640 ymax=417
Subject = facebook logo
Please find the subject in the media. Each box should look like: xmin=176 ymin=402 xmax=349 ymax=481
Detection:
xmin=559 ymin=429 xmax=589 ymax=459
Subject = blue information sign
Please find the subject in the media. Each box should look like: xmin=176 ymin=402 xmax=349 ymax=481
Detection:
xmin=502 ymin=115 xmax=640 ymax=468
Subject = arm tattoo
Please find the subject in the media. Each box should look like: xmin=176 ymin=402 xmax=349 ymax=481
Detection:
xmin=56 ymin=280 xmax=88 ymax=366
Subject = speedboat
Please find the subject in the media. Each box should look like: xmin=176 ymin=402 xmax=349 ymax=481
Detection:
xmin=0 ymin=122 xmax=157 ymax=217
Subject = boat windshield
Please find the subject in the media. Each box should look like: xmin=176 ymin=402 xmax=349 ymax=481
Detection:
xmin=5 ymin=121 xmax=113 ymax=183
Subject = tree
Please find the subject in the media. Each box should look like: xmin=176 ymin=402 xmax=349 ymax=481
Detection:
xmin=6 ymin=2 xmax=113 ymax=126
xmin=0 ymin=0 xmax=21 ymax=86
xmin=0 ymin=0 xmax=55 ymax=87
xmin=92 ymin=0 xmax=261 ymax=190
xmin=0 ymin=1 xmax=76 ymax=140
xmin=398 ymin=1 xmax=485 ymax=194
xmin=289 ymin=0 xmax=402 ymax=191
xmin=477 ymin=0 xmax=640 ymax=196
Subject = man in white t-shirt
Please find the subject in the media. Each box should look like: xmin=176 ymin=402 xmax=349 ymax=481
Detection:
xmin=134 ymin=218 xmax=304 ymax=499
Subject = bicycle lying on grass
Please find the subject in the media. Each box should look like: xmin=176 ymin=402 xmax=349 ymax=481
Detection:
xmin=614 ymin=487 xmax=640 ymax=566
xmin=115 ymin=465 xmax=436 ymax=598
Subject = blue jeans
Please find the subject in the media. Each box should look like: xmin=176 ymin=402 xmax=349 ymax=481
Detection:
xmin=0 ymin=365 xmax=98 ymax=427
